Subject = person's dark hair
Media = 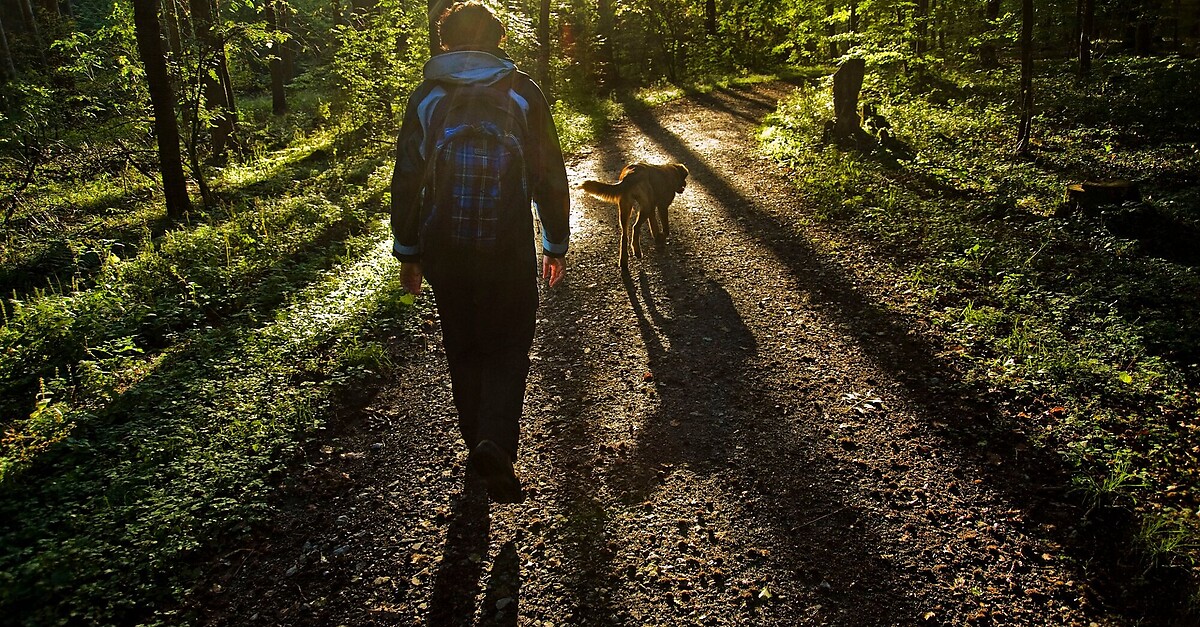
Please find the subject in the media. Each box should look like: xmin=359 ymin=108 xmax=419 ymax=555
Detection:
xmin=437 ymin=2 xmax=505 ymax=51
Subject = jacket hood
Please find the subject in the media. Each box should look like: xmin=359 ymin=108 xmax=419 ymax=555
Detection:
xmin=423 ymin=50 xmax=516 ymax=86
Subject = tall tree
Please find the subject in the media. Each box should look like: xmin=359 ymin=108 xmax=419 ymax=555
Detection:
xmin=705 ymin=0 xmax=716 ymax=36
xmin=826 ymin=2 xmax=838 ymax=58
xmin=191 ymin=0 xmax=236 ymax=158
xmin=39 ymin=0 xmax=61 ymax=21
xmin=1079 ymin=0 xmax=1094 ymax=76
xmin=597 ymin=0 xmax=617 ymax=88
xmin=17 ymin=0 xmax=47 ymax=66
xmin=979 ymin=0 xmax=1002 ymax=68
xmin=132 ymin=0 xmax=192 ymax=218
xmin=163 ymin=0 xmax=184 ymax=56
xmin=916 ymin=0 xmax=929 ymax=55
xmin=267 ymin=0 xmax=287 ymax=114
xmin=537 ymin=0 xmax=550 ymax=87
xmin=0 ymin=15 xmax=15 ymax=81
xmin=1015 ymin=0 xmax=1034 ymax=155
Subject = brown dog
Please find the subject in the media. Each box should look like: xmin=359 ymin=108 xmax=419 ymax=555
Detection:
xmin=581 ymin=162 xmax=689 ymax=269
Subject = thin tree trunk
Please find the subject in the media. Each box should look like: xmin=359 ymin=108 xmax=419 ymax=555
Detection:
xmin=190 ymin=0 xmax=234 ymax=158
xmin=279 ymin=0 xmax=293 ymax=82
xmin=219 ymin=52 xmax=237 ymax=130
xmin=1015 ymin=0 xmax=1034 ymax=155
xmin=597 ymin=0 xmax=616 ymax=88
xmin=18 ymin=0 xmax=48 ymax=66
xmin=163 ymin=0 xmax=183 ymax=57
xmin=826 ymin=2 xmax=838 ymax=59
xmin=935 ymin=0 xmax=944 ymax=49
xmin=1080 ymin=0 xmax=1094 ymax=75
xmin=850 ymin=0 xmax=858 ymax=32
xmin=330 ymin=0 xmax=344 ymax=27
xmin=267 ymin=0 xmax=287 ymax=114
xmin=187 ymin=75 xmax=215 ymax=207
xmin=916 ymin=0 xmax=929 ymax=55
xmin=980 ymin=0 xmax=1002 ymax=68
xmin=705 ymin=0 xmax=716 ymax=36
xmin=0 ymin=15 xmax=16 ymax=81
xmin=536 ymin=0 xmax=549 ymax=88
xmin=132 ymin=0 xmax=192 ymax=218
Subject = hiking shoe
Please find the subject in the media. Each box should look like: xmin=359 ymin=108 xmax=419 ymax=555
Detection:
xmin=469 ymin=440 xmax=525 ymax=504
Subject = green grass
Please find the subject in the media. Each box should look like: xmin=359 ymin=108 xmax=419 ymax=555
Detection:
xmin=762 ymin=56 xmax=1200 ymax=585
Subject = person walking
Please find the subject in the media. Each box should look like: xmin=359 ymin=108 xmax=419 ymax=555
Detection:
xmin=390 ymin=2 xmax=570 ymax=504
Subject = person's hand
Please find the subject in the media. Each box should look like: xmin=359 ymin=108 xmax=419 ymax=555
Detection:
xmin=401 ymin=262 xmax=423 ymax=295
xmin=542 ymin=255 xmax=565 ymax=288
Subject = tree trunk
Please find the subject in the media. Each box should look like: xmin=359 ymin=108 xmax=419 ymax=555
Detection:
xmin=1079 ymin=0 xmax=1094 ymax=75
xmin=279 ymin=0 xmax=293 ymax=83
xmin=829 ymin=58 xmax=874 ymax=148
xmin=40 ymin=0 xmax=60 ymax=21
xmin=190 ymin=0 xmax=235 ymax=159
xmin=979 ymin=0 xmax=1002 ymax=68
xmin=931 ymin=0 xmax=940 ymax=48
xmin=0 ymin=15 xmax=16 ymax=81
xmin=597 ymin=0 xmax=617 ymax=88
xmin=536 ymin=0 xmax=549 ymax=88
xmin=1015 ymin=0 xmax=1034 ymax=155
xmin=267 ymin=0 xmax=287 ymax=114
xmin=705 ymin=0 xmax=716 ymax=36
xmin=916 ymin=0 xmax=929 ymax=55
xmin=826 ymin=2 xmax=838 ymax=59
xmin=132 ymin=0 xmax=192 ymax=219
xmin=18 ymin=0 xmax=47 ymax=66
xmin=850 ymin=0 xmax=858 ymax=32
xmin=330 ymin=0 xmax=344 ymax=27
xmin=163 ymin=0 xmax=184 ymax=57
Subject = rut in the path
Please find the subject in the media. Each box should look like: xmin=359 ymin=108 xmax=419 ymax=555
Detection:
xmin=202 ymin=84 xmax=1161 ymax=627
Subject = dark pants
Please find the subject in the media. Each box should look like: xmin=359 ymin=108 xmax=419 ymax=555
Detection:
xmin=428 ymin=263 xmax=538 ymax=461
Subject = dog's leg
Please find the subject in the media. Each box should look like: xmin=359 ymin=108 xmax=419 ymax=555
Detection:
xmin=618 ymin=196 xmax=633 ymax=269
xmin=657 ymin=203 xmax=670 ymax=246
xmin=632 ymin=204 xmax=646 ymax=259
xmin=647 ymin=205 xmax=665 ymax=248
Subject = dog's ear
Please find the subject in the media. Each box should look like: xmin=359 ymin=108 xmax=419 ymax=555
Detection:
xmin=674 ymin=164 xmax=689 ymax=191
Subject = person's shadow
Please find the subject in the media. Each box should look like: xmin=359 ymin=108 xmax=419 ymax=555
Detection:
xmin=425 ymin=474 xmax=522 ymax=626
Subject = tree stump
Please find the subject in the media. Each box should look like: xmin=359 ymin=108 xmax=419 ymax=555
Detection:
xmin=826 ymin=59 xmax=876 ymax=149
xmin=1061 ymin=179 xmax=1141 ymax=216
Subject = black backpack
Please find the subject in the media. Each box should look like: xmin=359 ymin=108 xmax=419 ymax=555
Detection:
xmin=418 ymin=76 xmax=531 ymax=262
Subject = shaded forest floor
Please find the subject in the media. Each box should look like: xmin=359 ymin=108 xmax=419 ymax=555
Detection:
xmin=194 ymin=82 xmax=1195 ymax=626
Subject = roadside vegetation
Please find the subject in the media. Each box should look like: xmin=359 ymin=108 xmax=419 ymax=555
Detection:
xmin=760 ymin=55 xmax=1200 ymax=593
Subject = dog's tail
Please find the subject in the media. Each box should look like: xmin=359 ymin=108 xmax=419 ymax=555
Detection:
xmin=581 ymin=179 xmax=625 ymax=204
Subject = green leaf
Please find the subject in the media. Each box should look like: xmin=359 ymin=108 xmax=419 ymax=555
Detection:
xmin=1118 ymin=371 xmax=1133 ymax=384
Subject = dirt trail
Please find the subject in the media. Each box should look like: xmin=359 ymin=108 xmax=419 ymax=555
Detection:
xmin=201 ymin=84 xmax=1150 ymax=626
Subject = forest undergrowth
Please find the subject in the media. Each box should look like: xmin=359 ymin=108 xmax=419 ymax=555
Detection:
xmin=761 ymin=55 xmax=1200 ymax=600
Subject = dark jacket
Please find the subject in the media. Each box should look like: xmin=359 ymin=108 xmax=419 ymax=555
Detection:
xmin=390 ymin=50 xmax=570 ymax=266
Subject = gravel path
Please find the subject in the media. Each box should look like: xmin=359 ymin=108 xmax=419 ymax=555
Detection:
xmin=200 ymin=83 xmax=1153 ymax=626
